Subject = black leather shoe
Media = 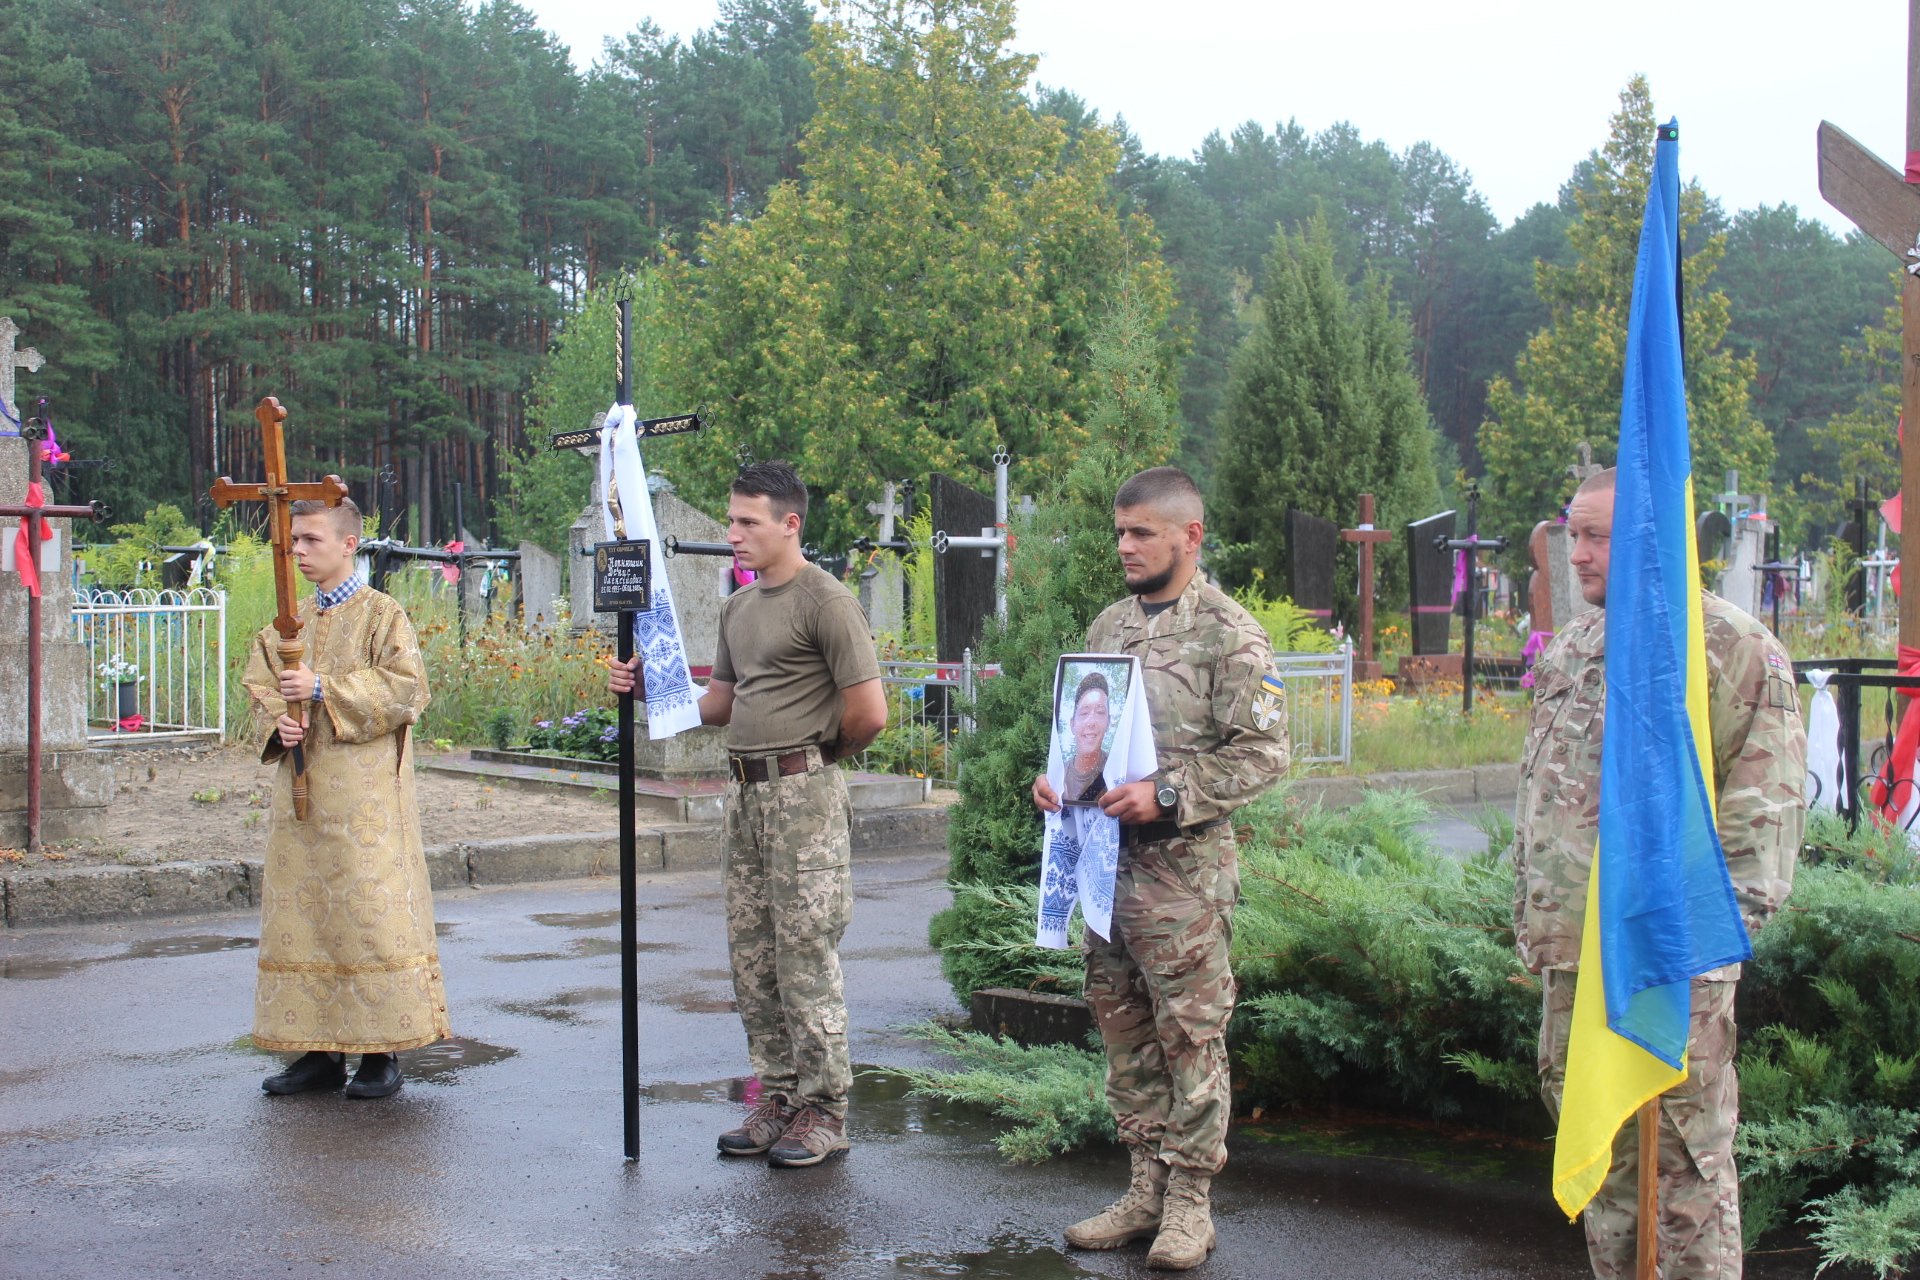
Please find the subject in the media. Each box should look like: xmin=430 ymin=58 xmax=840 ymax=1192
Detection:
xmin=345 ymin=1053 xmax=403 ymax=1100
xmin=262 ymin=1051 xmax=347 ymax=1095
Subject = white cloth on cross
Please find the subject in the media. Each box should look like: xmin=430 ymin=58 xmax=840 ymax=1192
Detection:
xmin=1804 ymin=669 xmax=1847 ymax=812
xmin=598 ymin=402 xmax=701 ymax=738
xmin=1035 ymin=655 xmax=1156 ymax=949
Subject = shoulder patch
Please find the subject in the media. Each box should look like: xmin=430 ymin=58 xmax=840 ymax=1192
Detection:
xmin=1251 ymin=674 xmax=1286 ymax=732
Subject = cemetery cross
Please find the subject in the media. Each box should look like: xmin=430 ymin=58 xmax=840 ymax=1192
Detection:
xmin=208 ymin=397 xmax=350 ymax=822
xmin=0 ymin=316 xmax=43 ymax=431
xmin=1339 ymin=493 xmax=1393 ymax=682
xmin=547 ymin=298 xmax=706 ymax=1162
xmin=1434 ymin=482 xmax=1507 ymax=715
xmin=1 ymin=410 xmax=107 ymax=854
xmin=1817 ymin=0 xmax=1920 ymax=649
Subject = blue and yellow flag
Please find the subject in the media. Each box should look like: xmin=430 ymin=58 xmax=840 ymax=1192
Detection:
xmin=1551 ymin=120 xmax=1754 ymax=1220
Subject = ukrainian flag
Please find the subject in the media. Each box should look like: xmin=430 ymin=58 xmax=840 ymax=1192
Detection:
xmin=1551 ymin=120 xmax=1754 ymax=1220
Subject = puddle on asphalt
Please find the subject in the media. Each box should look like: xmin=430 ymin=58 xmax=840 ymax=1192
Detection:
xmin=494 ymin=986 xmax=622 ymax=1024
xmin=1 ymin=935 xmax=256 ymax=980
xmin=640 ymin=1068 xmax=946 ymax=1137
xmin=1239 ymin=1115 xmax=1547 ymax=1186
xmin=889 ymin=1236 xmax=1099 ymax=1278
xmin=404 ymin=1036 xmax=519 ymax=1083
xmin=665 ymin=993 xmax=737 ymax=1014
xmin=487 ymin=937 xmax=684 ymax=964
xmin=530 ymin=909 xmax=621 ymax=929
xmin=125 ymin=936 xmax=256 ymax=961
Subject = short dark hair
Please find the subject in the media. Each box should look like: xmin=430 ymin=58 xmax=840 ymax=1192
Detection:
xmin=1574 ymin=467 xmax=1617 ymax=501
xmin=1073 ymin=671 xmax=1110 ymax=708
xmin=289 ymin=496 xmax=361 ymax=538
xmin=1114 ymin=466 xmax=1203 ymax=523
xmin=732 ymin=460 xmax=809 ymax=528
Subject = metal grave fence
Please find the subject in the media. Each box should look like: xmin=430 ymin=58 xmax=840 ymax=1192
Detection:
xmin=1272 ymin=644 xmax=1354 ymax=767
xmin=70 ymin=587 xmax=227 ymax=744
xmin=851 ymin=650 xmax=999 ymax=786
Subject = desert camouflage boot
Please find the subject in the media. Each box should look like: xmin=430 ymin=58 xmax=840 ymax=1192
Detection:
xmin=767 ymin=1103 xmax=849 ymax=1167
xmin=1065 ymin=1145 xmax=1170 ymax=1250
xmin=1147 ymin=1169 xmax=1216 ymax=1271
xmin=717 ymin=1092 xmax=797 ymax=1156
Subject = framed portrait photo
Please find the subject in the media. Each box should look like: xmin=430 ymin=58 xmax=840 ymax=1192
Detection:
xmin=1053 ymin=653 xmax=1137 ymax=807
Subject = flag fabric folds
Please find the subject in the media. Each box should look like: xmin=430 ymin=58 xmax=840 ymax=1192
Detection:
xmin=1551 ymin=120 xmax=1754 ymax=1220
xmin=598 ymin=402 xmax=702 ymax=738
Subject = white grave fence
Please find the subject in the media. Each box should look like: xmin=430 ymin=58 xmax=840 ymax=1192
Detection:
xmin=70 ymin=587 xmax=227 ymax=743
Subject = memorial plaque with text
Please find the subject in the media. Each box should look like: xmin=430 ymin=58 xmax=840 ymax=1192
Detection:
xmin=592 ymin=540 xmax=652 ymax=613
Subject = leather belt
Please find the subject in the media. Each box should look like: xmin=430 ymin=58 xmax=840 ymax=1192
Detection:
xmin=729 ymin=746 xmax=833 ymax=784
xmin=1122 ymin=818 xmax=1224 ymax=848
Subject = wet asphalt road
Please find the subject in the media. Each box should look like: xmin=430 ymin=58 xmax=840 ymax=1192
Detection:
xmin=0 ymin=847 xmax=1815 ymax=1280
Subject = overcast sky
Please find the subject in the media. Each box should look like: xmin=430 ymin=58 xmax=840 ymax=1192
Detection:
xmin=524 ymin=0 xmax=1907 ymax=235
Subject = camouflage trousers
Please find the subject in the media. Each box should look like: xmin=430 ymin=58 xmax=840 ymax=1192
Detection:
xmin=1539 ymin=969 xmax=1743 ymax=1279
xmin=722 ymin=752 xmax=854 ymax=1118
xmin=1083 ymin=824 xmax=1239 ymax=1175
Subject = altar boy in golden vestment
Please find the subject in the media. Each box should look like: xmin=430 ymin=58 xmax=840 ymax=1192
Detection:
xmin=242 ymin=497 xmax=450 ymax=1099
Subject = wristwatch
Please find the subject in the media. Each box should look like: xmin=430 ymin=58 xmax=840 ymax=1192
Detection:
xmin=1155 ymin=780 xmax=1179 ymax=812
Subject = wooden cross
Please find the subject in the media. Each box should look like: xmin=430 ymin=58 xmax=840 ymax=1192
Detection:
xmin=1340 ymin=493 xmax=1393 ymax=682
xmin=1818 ymin=0 xmax=1920 ymax=649
xmin=209 ymin=397 xmax=348 ymax=820
xmin=0 ymin=316 xmax=44 ymax=426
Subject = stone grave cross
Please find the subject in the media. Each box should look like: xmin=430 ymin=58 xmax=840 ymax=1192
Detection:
xmin=0 ymin=316 xmax=44 ymax=430
xmin=1817 ymin=0 xmax=1920 ymax=647
xmin=1339 ymin=493 xmax=1392 ymax=681
xmin=1566 ymin=440 xmax=1603 ymax=489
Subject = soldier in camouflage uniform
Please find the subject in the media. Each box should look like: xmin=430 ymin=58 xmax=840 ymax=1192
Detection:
xmin=611 ymin=462 xmax=886 ymax=1167
xmin=1033 ymin=466 xmax=1289 ymax=1271
xmin=1514 ymin=468 xmax=1805 ymax=1278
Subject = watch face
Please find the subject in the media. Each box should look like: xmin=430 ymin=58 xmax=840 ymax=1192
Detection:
xmin=1156 ymin=785 xmax=1178 ymax=808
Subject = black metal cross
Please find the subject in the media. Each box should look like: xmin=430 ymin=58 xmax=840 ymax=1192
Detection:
xmin=1433 ymin=482 xmax=1508 ymax=715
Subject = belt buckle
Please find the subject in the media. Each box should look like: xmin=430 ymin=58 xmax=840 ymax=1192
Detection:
xmin=730 ymin=756 xmax=749 ymax=784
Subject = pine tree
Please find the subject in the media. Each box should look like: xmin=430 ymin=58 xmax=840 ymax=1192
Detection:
xmin=1209 ymin=215 xmax=1440 ymax=619
xmin=1478 ymin=76 xmax=1773 ymax=549
xmin=929 ymin=293 xmax=1178 ymax=997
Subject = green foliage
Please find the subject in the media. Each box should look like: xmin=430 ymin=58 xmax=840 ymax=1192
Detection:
xmin=932 ymin=293 xmax=1178 ymax=986
xmin=502 ymin=268 xmax=694 ymax=551
xmin=1792 ymin=281 xmax=1904 ymax=542
xmin=661 ymin=0 xmax=1176 ymax=550
xmin=1232 ymin=581 xmax=1336 ymax=655
xmin=525 ymin=706 xmax=620 ymax=762
xmin=1479 ymin=77 xmax=1773 ymax=553
xmin=482 ymin=706 xmax=517 ymax=751
xmin=1210 ymin=215 xmax=1440 ymax=616
xmin=891 ymin=1024 xmax=1114 ymax=1163
xmin=1713 ymin=207 xmax=1890 ymax=508
xmin=86 ymin=505 xmax=202 ymax=590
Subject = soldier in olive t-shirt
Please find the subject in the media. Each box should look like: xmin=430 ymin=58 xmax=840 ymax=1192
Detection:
xmin=712 ymin=563 xmax=882 ymax=753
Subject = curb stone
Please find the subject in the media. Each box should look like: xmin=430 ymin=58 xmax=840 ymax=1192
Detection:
xmin=2 ymin=804 xmax=950 ymax=929
xmin=1291 ymin=762 xmax=1519 ymax=813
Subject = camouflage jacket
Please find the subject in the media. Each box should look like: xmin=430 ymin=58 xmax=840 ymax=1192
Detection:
xmin=1086 ymin=572 xmax=1289 ymax=830
xmin=1512 ymin=590 xmax=1807 ymax=978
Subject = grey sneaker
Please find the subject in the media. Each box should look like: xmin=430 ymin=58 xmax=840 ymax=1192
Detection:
xmin=717 ymin=1092 xmax=797 ymax=1156
xmin=766 ymin=1104 xmax=849 ymax=1167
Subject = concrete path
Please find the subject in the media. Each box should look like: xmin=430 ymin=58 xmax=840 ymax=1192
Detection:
xmin=0 ymin=849 xmax=1817 ymax=1279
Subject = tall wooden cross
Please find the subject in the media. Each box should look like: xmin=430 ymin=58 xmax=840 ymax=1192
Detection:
xmin=1817 ymin=0 xmax=1920 ymax=649
xmin=209 ymin=397 xmax=349 ymax=820
xmin=1340 ymin=493 xmax=1393 ymax=682
xmin=0 ymin=317 xmax=44 ymax=427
